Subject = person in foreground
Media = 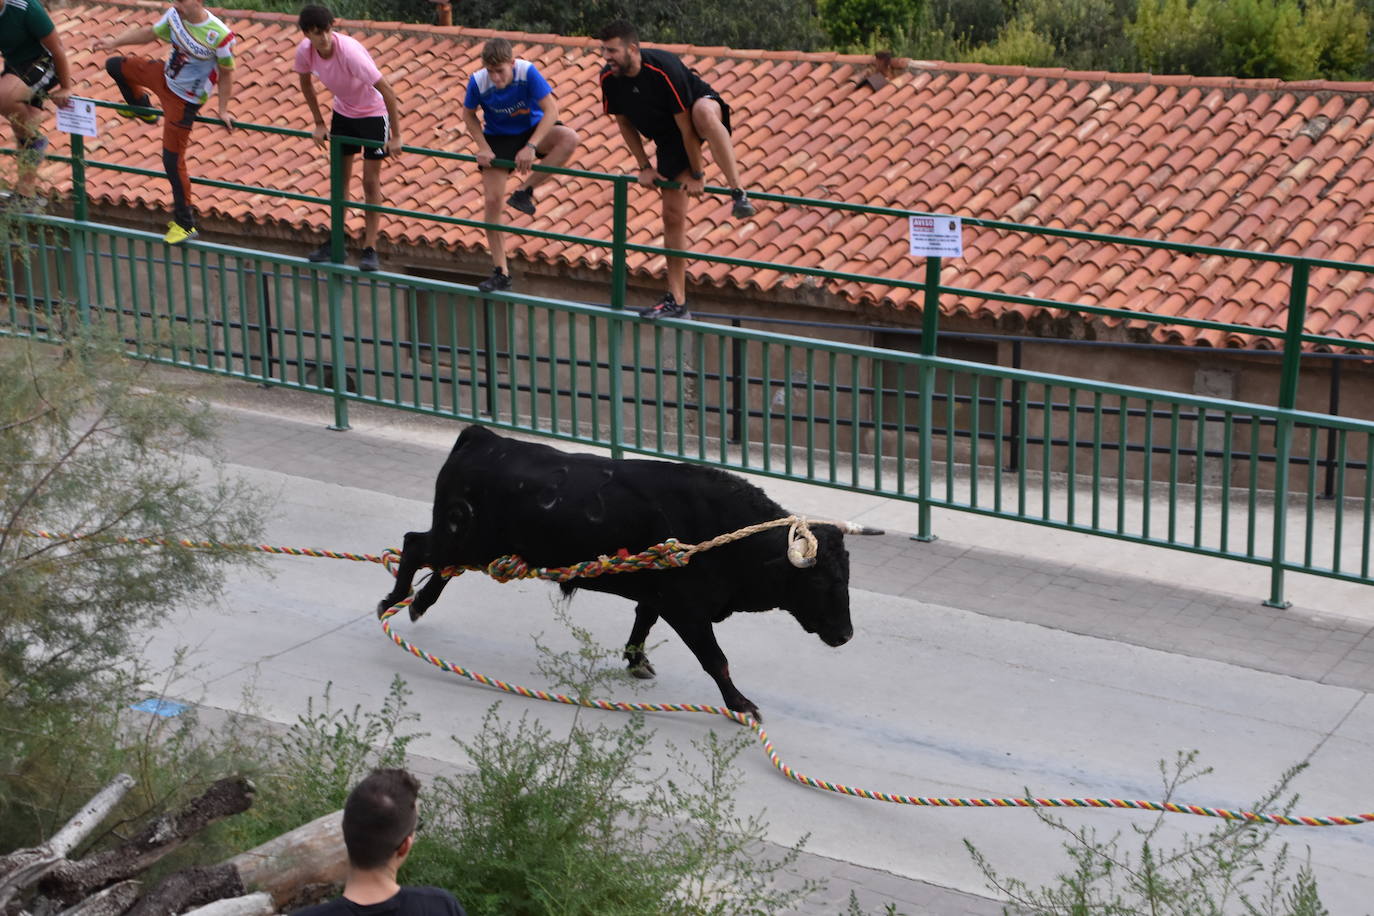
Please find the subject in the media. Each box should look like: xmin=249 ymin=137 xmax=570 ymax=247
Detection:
xmin=291 ymin=768 xmax=465 ymax=916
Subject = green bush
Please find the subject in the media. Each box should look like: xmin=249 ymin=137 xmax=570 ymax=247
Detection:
xmin=1304 ymin=0 xmax=1370 ymax=79
xmin=965 ymin=17 xmax=1059 ymax=67
xmin=1127 ymin=0 xmax=1220 ymax=74
xmin=966 ymin=750 xmax=1329 ymax=915
xmin=818 ymin=0 xmax=923 ymax=49
xmin=0 ymin=332 xmax=268 ymax=854
xmin=0 ymin=336 xmax=267 ymax=706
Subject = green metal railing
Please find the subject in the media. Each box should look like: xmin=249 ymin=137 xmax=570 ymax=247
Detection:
xmin=3 ymin=103 xmax=1373 ymax=607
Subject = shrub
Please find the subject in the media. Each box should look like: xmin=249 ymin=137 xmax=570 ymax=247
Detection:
xmin=965 ymin=17 xmax=1060 ymax=67
xmin=966 ymin=750 xmax=1329 ymax=915
xmin=819 ymin=0 xmax=923 ymax=49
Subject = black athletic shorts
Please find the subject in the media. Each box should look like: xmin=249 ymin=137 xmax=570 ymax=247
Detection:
xmin=653 ymin=94 xmax=732 ymax=182
xmin=480 ymin=123 xmax=559 ymax=171
xmin=330 ymin=111 xmax=390 ymax=160
xmin=2 ymin=55 xmax=60 ymax=109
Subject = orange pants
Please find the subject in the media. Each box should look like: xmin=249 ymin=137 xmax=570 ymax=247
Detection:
xmin=105 ymin=55 xmax=201 ymax=228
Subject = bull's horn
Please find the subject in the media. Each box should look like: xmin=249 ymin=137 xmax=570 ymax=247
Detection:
xmin=786 ymin=542 xmax=817 ymax=568
xmin=839 ymin=520 xmax=886 ymax=536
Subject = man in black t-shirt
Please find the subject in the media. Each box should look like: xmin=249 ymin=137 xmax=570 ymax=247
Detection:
xmin=291 ymin=769 xmax=465 ymax=916
xmin=597 ymin=19 xmax=755 ymax=320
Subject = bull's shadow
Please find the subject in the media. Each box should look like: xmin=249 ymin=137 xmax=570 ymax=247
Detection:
xmin=380 ymin=426 xmax=880 ymax=720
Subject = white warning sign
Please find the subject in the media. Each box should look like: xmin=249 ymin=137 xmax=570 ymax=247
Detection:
xmin=55 ymin=98 xmax=98 ymax=138
xmin=908 ymin=215 xmax=963 ymax=258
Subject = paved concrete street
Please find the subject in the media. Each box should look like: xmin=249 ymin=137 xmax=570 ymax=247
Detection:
xmin=138 ymin=378 xmax=1374 ymax=915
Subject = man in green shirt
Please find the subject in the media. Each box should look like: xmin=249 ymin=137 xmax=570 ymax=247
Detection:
xmin=0 ymin=0 xmax=73 ymax=207
xmin=97 ymin=0 xmax=236 ymax=244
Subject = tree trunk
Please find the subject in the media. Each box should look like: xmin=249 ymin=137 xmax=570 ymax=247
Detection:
xmin=179 ymin=892 xmax=275 ymax=916
xmin=39 ymin=777 xmax=255 ymax=907
xmin=123 ymin=864 xmax=244 ymax=916
xmin=54 ymin=880 xmax=140 ymax=916
xmin=0 ymin=775 xmax=136 ymax=910
xmin=225 ymin=812 xmax=346 ymax=909
xmin=123 ymin=810 xmax=346 ymax=916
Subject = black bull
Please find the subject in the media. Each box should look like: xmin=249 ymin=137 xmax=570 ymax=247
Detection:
xmin=379 ymin=426 xmax=878 ymax=719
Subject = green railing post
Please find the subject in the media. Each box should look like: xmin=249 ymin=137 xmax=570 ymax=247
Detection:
xmin=1265 ymin=259 xmax=1309 ymax=607
xmin=326 ymin=137 xmax=350 ymax=430
xmin=69 ymin=133 xmax=91 ymax=330
xmin=914 ymin=255 xmax=942 ymax=542
xmin=71 ymin=133 xmax=88 ymax=222
xmin=607 ymin=177 xmax=629 ymax=457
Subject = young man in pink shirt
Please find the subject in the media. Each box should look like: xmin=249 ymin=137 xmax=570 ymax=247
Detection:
xmin=294 ymin=4 xmax=402 ymax=271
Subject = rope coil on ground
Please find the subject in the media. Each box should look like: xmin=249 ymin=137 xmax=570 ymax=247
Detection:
xmin=15 ymin=526 xmax=1374 ymax=828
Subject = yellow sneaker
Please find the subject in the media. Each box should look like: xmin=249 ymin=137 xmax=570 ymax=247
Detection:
xmin=164 ymin=221 xmax=198 ymax=245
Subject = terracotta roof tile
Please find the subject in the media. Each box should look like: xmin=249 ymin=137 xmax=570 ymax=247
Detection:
xmin=39 ymin=0 xmax=1374 ymax=350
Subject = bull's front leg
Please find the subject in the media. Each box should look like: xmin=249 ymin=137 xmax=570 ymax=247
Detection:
xmin=378 ymin=531 xmax=429 ymax=618
xmin=660 ymin=610 xmax=760 ymax=721
xmin=624 ymin=603 xmax=659 ymax=680
xmin=406 ymin=569 xmax=451 ymax=622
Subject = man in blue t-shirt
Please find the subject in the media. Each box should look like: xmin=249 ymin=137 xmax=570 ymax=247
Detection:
xmin=460 ymin=37 xmax=579 ymax=292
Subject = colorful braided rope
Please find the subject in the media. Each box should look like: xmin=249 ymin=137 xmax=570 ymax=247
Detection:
xmin=14 ymin=528 xmax=1374 ymax=827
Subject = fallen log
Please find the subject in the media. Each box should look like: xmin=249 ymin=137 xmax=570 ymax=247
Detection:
xmin=38 ymin=777 xmax=255 ymax=907
xmin=123 ymin=809 xmax=346 ymax=916
xmin=225 ymin=811 xmax=346 ymax=909
xmin=180 ymin=892 xmax=275 ymax=916
xmin=123 ymin=865 xmax=243 ymax=916
xmin=0 ymin=775 xmax=136 ymax=910
xmin=54 ymin=880 xmax=140 ymax=916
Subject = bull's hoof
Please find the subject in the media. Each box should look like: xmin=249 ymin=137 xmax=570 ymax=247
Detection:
xmin=627 ymin=659 xmax=656 ymax=680
xmin=729 ymin=699 xmax=761 ymax=723
xmin=377 ymin=590 xmax=413 ymax=619
xmin=408 ymin=604 xmax=428 ymax=623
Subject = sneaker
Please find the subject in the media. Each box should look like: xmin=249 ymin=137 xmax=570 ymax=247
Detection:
xmin=507 ymin=187 xmax=536 ymax=216
xmin=116 ymin=95 xmax=159 ymax=124
xmin=307 ymin=242 xmax=332 ymax=263
xmin=164 ymin=221 xmax=197 ymax=244
xmin=19 ymin=136 xmax=48 ymax=167
xmin=730 ymin=188 xmax=756 ymax=220
xmin=358 ymin=247 xmax=381 ymax=271
xmin=637 ymin=293 xmax=690 ymax=320
xmin=477 ymin=267 xmax=512 ymax=292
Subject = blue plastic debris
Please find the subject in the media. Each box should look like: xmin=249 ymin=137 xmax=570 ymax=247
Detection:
xmin=129 ymin=698 xmax=188 ymax=717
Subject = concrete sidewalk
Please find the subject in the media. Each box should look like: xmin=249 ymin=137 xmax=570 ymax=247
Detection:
xmin=202 ymin=378 xmax=1374 ymax=696
xmin=184 ymin=376 xmax=1374 ymax=915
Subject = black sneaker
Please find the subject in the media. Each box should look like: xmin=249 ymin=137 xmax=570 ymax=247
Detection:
xmin=307 ymin=242 xmax=332 ymax=263
xmin=478 ymin=267 xmax=512 ymax=292
xmin=637 ymin=293 xmax=690 ymax=320
xmin=507 ymin=187 xmax=536 ymax=216
xmin=359 ymin=247 xmax=381 ymax=271
xmin=730 ymin=188 xmax=756 ymax=220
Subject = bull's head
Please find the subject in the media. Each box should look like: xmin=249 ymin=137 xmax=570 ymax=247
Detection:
xmin=779 ymin=525 xmax=854 ymax=647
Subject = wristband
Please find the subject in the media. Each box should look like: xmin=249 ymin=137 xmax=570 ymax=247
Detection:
xmin=689 ymin=169 xmax=705 ymax=180
xmin=525 ymin=142 xmax=537 ymax=151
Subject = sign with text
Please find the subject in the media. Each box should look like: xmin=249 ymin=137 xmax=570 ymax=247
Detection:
xmin=55 ymin=98 xmax=98 ymax=138
xmin=908 ymin=215 xmax=963 ymax=258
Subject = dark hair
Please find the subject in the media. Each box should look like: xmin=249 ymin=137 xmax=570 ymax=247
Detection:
xmin=481 ymin=37 xmax=513 ymax=68
xmin=341 ymin=768 xmax=421 ymax=869
xmin=596 ymin=20 xmax=639 ymax=44
xmin=298 ymin=4 xmax=334 ymax=33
